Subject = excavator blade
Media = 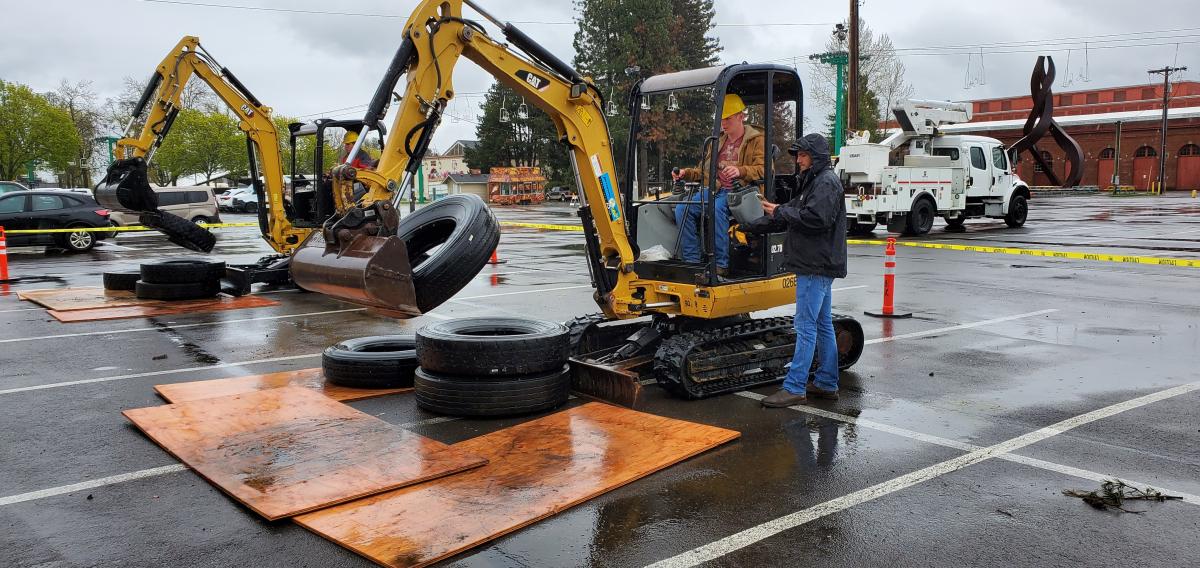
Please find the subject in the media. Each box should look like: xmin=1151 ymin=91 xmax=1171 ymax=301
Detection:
xmin=289 ymin=230 xmax=420 ymax=317
xmin=569 ymin=352 xmax=652 ymax=408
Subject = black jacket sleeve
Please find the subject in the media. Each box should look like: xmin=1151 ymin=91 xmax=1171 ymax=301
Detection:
xmin=772 ymin=172 xmax=841 ymax=235
xmin=742 ymin=212 xmax=786 ymax=234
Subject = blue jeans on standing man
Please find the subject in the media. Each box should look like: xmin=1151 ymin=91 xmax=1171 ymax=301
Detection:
xmin=782 ymin=274 xmax=839 ymax=396
xmin=674 ymin=188 xmax=730 ymax=268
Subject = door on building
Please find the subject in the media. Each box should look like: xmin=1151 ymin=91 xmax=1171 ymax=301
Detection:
xmin=1097 ymin=148 xmax=1115 ymax=189
xmin=1177 ymin=144 xmax=1200 ymax=191
xmin=1132 ymin=145 xmax=1157 ymax=190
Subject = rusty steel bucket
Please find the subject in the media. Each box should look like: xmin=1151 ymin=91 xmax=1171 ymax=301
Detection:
xmin=289 ymin=229 xmax=420 ymax=317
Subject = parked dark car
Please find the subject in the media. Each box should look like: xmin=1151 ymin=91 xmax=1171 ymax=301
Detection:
xmin=0 ymin=191 xmax=111 ymax=252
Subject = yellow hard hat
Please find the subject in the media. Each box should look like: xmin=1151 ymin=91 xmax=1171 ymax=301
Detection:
xmin=722 ymin=94 xmax=746 ymax=119
xmin=343 ymin=130 xmax=359 ymax=144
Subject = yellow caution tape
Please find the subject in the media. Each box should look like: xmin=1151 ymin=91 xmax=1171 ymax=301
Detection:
xmin=4 ymin=222 xmax=258 ymax=235
xmin=500 ymin=221 xmax=584 ymax=232
xmin=847 ymin=239 xmax=1200 ymax=268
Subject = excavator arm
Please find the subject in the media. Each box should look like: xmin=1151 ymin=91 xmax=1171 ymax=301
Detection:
xmin=100 ymin=36 xmax=307 ymax=253
xmin=290 ymin=0 xmax=639 ymax=317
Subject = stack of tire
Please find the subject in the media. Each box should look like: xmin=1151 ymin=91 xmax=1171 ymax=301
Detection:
xmin=414 ymin=318 xmax=572 ymax=417
xmin=101 ymin=258 xmax=225 ymax=301
xmin=322 ymin=336 xmax=419 ymax=389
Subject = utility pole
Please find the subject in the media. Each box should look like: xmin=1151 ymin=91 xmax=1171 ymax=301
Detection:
xmin=1148 ymin=65 xmax=1187 ymax=193
xmin=811 ymin=24 xmax=850 ymax=152
xmin=847 ymin=0 xmax=860 ymax=136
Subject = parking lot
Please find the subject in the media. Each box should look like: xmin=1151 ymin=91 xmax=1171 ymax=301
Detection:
xmin=1 ymin=193 xmax=1198 ymax=567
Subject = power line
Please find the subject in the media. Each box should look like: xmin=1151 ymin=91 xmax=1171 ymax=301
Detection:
xmin=138 ymin=0 xmax=833 ymax=27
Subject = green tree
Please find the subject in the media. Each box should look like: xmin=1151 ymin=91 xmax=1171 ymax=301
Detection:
xmin=271 ymin=115 xmax=339 ymax=177
xmin=148 ymin=109 xmax=244 ymax=185
xmin=573 ymin=0 xmax=721 ymax=193
xmin=810 ymin=19 xmax=912 ymax=144
xmin=464 ymin=83 xmax=569 ymax=188
xmin=825 ymin=74 xmax=883 ymax=144
xmin=0 ymin=80 xmax=80 ymax=181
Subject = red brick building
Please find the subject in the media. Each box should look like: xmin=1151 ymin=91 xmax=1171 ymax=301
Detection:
xmin=937 ymin=82 xmax=1200 ymax=190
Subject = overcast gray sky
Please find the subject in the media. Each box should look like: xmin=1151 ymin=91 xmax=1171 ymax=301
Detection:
xmin=2 ymin=0 xmax=1197 ymax=152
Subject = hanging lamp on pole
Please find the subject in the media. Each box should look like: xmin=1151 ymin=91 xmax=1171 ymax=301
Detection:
xmin=499 ymin=95 xmax=511 ymax=123
xmin=517 ymin=97 xmax=529 ymax=119
xmin=667 ymin=93 xmax=680 ymax=112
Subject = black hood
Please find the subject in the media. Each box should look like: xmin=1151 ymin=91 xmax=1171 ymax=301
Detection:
xmin=789 ymin=133 xmax=832 ymax=172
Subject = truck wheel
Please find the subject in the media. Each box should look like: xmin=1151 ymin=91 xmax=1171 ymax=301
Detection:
xmin=848 ymin=221 xmax=877 ymax=236
xmin=904 ymin=199 xmax=935 ymax=236
xmin=1005 ymin=195 xmax=1028 ymax=228
xmin=396 ymin=194 xmax=500 ymax=312
xmin=943 ymin=214 xmax=966 ymax=232
xmin=322 ymin=335 xmax=418 ymax=389
xmin=414 ymin=365 xmax=571 ymax=417
xmin=417 ymin=317 xmax=570 ymax=376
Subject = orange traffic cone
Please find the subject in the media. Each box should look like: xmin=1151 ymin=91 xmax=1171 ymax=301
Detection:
xmin=865 ymin=237 xmax=912 ymax=318
xmin=488 ymin=246 xmax=507 ymax=265
xmin=0 ymin=226 xmax=9 ymax=281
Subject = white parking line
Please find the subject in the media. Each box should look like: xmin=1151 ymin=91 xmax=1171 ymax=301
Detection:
xmin=0 ymin=415 xmax=462 ymax=507
xmin=0 ymin=308 xmax=369 ymax=344
xmin=734 ymin=392 xmax=1200 ymax=506
xmin=0 ymin=353 xmax=322 ymax=396
xmin=865 ymin=309 xmax=1057 ymax=345
xmin=649 ymin=381 xmax=1200 ymax=567
xmin=456 ymin=285 xmax=592 ymax=300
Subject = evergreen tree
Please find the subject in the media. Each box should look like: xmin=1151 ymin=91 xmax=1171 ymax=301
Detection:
xmin=464 ymin=83 xmax=569 ymax=188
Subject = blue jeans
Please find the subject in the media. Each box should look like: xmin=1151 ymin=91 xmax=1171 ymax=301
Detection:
xmin=782 ymin=274 xmax=839 ymax=395
xmin=674 ymin=188 xmax=729 ymax=268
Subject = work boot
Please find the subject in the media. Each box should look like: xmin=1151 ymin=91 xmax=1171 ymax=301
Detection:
xmin=761 ymin=389 xmax=807 ymax=408
xmin=807 ymin=385 xmax=839 ymax=400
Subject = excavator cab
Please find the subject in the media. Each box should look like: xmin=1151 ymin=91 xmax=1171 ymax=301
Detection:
xmin=625 ymin=65 xmax=802 ymax=286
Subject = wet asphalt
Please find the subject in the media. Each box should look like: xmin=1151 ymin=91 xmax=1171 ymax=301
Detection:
xmin=1 ymin=194 xmax=1198 ymax=567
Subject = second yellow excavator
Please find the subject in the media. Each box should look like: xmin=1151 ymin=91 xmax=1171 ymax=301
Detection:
xmin=98 ymin=0 xmax=865 ymax=404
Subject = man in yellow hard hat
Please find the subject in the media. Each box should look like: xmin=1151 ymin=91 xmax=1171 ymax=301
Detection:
xmin=339 ymin=130 xmax=378 ymax=170
xmin=671 ymin=93 xmax=765 ymax=271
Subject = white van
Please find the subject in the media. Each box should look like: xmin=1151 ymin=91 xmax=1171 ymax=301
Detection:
xmin=110 ymin=186 xmax=221 ymax=226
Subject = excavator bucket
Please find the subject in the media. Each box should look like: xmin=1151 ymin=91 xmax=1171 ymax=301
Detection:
xmin=96 ymin=157 xmax=217 ymax=253
xmin=289 ymin=230 xmax=420 ymax=318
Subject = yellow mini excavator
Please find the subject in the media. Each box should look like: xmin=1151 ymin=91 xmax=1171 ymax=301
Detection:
xmin=98 ymin=0 xmax=865 ymax=404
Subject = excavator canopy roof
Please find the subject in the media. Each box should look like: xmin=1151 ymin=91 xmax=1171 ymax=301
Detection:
xmin=638 ymin=63 xmax=801 ymax=106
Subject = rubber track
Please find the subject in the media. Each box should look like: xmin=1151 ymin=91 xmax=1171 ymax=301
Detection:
xmin=654 ymin=317 xmax=797 ymax=399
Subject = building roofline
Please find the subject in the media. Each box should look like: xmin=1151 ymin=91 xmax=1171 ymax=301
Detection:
xmin=939 ymin=106 xmax=1200 ymax=133
xmin=966 ymin=81 xmax=1200 ymax=104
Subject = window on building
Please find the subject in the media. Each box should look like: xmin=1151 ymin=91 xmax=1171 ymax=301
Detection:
xmin=1141 ymin=87 xmax=1156 ymax=100
xmin=1113 ymin=91 xmax=1126 ymax=102
xmin=978 ymin=102 xmax=991 ymax=112
xmin=1001 ymin=100 xmax=1012 ymax=111
xmin=1099 ymin=148 xmax=1115 ymax=160
xmin=1086 ymin=93 xmax=1099 ymax=104
xmin=1059 ymin=94 xmax=1073 ymax=106
xmin=1180 ymin=144 xmax=1200 ymax=156
xmin=1034 ymin=150 xmax=1053 ymax=173
xmin=1135 ymin=146 xmax=1157 ymax=158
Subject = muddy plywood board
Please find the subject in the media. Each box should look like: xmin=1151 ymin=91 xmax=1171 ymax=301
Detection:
xmin=18 ymin=287 xmax=152 ymax=310
xmin=155 ymin=368 xmax=409 ymax=404
xmin=48 ymin=294 xmax=279 ymax=322
xmin=295 ymin=402 xmax=739 ymax=568
xmin=123 ymin=387 xmax=486 ymax=520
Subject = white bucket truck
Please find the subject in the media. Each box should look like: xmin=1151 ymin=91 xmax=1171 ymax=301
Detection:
xmin=836 ymin=99 xmax=1030 ymax=235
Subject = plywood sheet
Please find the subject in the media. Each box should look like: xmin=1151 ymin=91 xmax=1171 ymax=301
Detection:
xmin=123 ymin=387 xmax=486 ymax=520
xmin=18 ymin=287 xmax=151 ymax=310
xmin=295 ymin=402 xmax=739 ymax=568
xmin=155 ymin=368 xmax=409 ymax=404
xmin=48 ymin=294 xmax=279 ymax=322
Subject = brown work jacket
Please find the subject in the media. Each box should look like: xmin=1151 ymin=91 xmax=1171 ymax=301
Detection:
xmin=680 ymin=124 xmax=766 ymax=190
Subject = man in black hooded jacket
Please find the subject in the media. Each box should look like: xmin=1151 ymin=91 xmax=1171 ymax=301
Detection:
xmin=744 ymin=133 xmax=847 ymax=407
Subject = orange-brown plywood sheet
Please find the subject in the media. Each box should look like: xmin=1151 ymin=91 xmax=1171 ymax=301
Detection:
xmin=123 ymin=387 xmax=486 ymax=521
xmin=48 ymin=294 xmax=279 ymax=322
xmin=295 ymin=402 xmax=739 ymax=568
xmin=155 ymin=368 xmax=409 ymax=404
xmin=18 ymin=287 xmax=151 ymax=310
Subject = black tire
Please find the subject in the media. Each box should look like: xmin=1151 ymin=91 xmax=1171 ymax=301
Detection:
xmin=57 ymin=226 xmax=96 ymax=252
xmin=417 ymin=317 xmax=569 ymax=376
xmin=396 ymin=194 xmax=500 ymax=312
xmin=904 ymin=198 xmax=936 ymax=236
xmin=1005 ymin=194 xmax=1029 ymax=228
xmin=135 ymin=280 xmax=220 ymax=301
xmin=243 ymin=202 xmax=258 ymax=214
xmin=140 ymin=258 xmax=226 ymax=284
xmin=102 ymin=269 xmax=141 ymax=291
xmin=139 ymin=210 xmax=216 ymax=253
xmin=413 ymin=365 xmax=571 ymax=417
xmin=848 ymin=220 xmax=877 ymax=236
xmin=943 ymin=214 xmax=966 ymax=232
xmin=322 ymin=335 xmax=418 ymax=389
